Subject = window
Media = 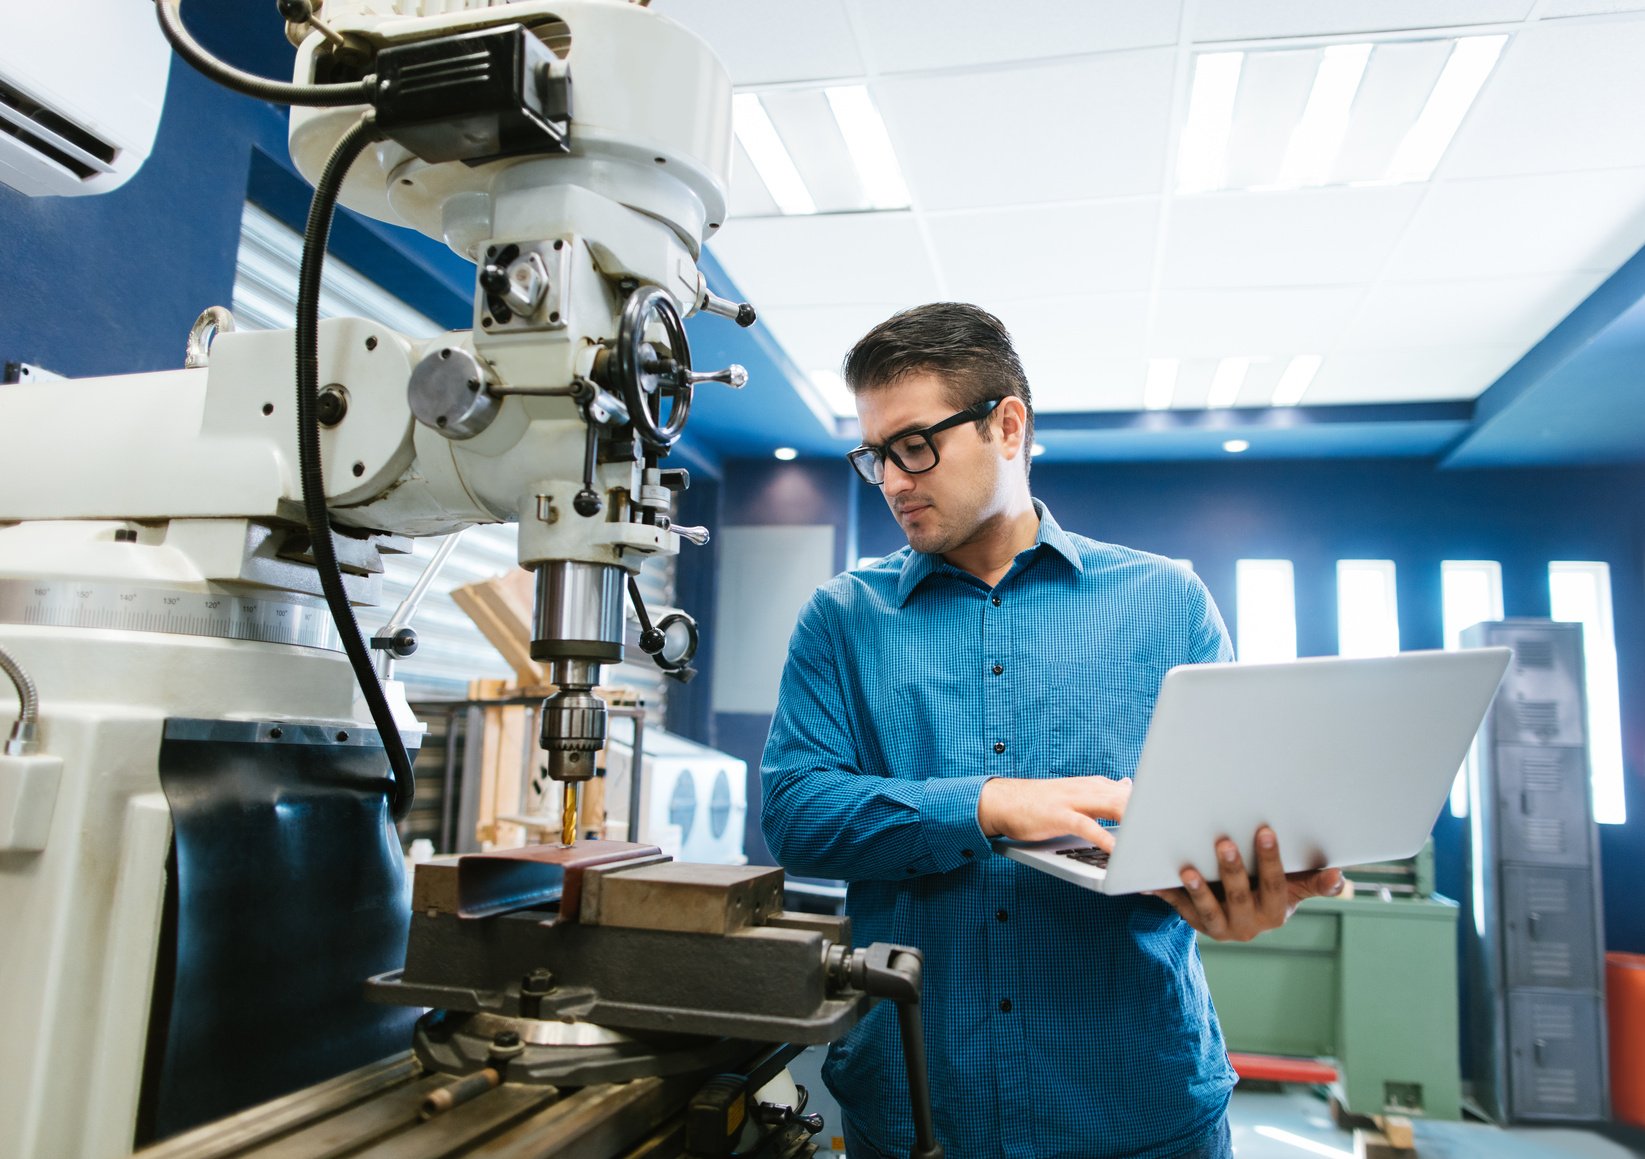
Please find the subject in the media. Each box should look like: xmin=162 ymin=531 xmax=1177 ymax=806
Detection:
xmin=1236 ymin=560 xmax=1296 ymax=663
xmin=1441 ymin=561 xmax=1504 ymax=817
xmin=1337 ymin=560 xmax=1400 ymax=658
xmin=1549 ymin=562 xmax=1626 ymax=825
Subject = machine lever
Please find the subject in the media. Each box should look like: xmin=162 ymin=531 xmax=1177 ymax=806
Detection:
xmin=670 ymin=524 xmax=711 ymax=546
xmin=694 ymin=275 xmax=758 ymax=328
xmin=683 ymin=364 xmax=748 ymax=389
xmin=831 ymin=944 xmax=945 ymax=1159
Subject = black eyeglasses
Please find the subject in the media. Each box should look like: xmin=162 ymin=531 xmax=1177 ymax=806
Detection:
xmin=846 ymin=397 xmax=1003 ymax=485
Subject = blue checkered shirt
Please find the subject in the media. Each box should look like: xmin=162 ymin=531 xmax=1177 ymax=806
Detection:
xmin=761 ymin=502 xmax=1238 ymax=1159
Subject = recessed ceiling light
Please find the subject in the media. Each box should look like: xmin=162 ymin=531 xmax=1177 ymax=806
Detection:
xmin=1144 ymin=358 xmax=1179 ymax=411
xmin=1223 ymin=439 xmax=1251 ymax=454
xmin=1277 ymin=43 xmax=1371 ymax=188
xmin=733 ymin=93 xmax=816 ymax=215
xmin=1207 ymin=356 xmax=1253 ymax=409
xmin=1272 ymin=355 xmax=1323 ymax=407
xmin=1031 ymin=442 xmax=1046 ymax=457
xmin=1387 ymin=35 xmax=1507 ymax=183
xmin=773 ymin=447 xmax=798 ymax=461
xmin=1176 ymin=52 xmax=1243 ymax=194
xmin=824 ymin=86 xmax=910 ymax=210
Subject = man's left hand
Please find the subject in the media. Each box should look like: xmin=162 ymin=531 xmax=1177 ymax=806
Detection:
xmin=1145 ymin=827 xmax=1344 ymax=942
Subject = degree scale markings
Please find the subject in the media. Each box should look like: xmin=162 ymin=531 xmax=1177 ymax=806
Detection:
xmin=0 ymin=580 xmax=344 ymax=652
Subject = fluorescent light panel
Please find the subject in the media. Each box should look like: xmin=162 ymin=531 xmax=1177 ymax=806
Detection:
xmin=1178 ymin=35 xmax=1506 ymax=193
xmin=1277 ymin=43 xmax=1371 ymax=188
xmin=1207 ymin=356 xmax=1252 ymax=409
xmin=733 ymin=93 xmax=816 ymax=215
xmin=1272 ymin=355 xmax=1322 ymax=406
xmin=1144 ymin=358 xmax=1178 ymax=410
xmin=824 ymin=86 xmax=910 ymax=210
xmin=1387 ymin=35 xmax=1506 ymax=182
xmin=1177 ymin=52 xmax=1243 ymax=194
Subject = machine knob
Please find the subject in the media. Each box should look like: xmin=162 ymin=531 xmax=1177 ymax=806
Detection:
xmin=408 ymin=346 xmax=500 ymax=440
xmin=683 ymin=364 xmax=747 ymax=390
xmin=670 ymin=524 xmax=710 ymax=546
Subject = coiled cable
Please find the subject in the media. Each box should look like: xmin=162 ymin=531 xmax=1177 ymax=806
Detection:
xmin=296 ymin=112 xmax=415 ymax=822
xmin=154 ymin=0 xmax=377 ymax=107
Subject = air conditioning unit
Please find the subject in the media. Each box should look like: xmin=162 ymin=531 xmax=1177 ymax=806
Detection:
xmin=604 ymin=727 xmax=748 ymax=865
xmin=0 ymin=1 xmax=171 ymax=196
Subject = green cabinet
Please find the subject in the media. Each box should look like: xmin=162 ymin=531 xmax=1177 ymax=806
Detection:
xmin=1197 ymin=895 xmax=1462 ymax=1120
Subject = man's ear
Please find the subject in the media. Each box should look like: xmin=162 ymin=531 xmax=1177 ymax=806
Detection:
xmin=996 ymin=396 xmax=1029 ymax=460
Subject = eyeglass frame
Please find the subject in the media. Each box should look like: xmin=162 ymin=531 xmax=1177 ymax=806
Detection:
xmin=845 ymin=396 xmax=1005 ymax=485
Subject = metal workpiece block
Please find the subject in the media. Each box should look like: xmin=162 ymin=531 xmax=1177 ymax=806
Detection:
xmin=583 ymin=862 xmax=785 ymax=934
xmin=760 ymin=911 xmax=852 ymax=943
xmin=410 ymin=841 xmax=663 ymax=919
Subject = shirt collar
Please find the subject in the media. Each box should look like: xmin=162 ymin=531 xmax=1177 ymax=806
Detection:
xmin=895 ymin=499 xmax=1083 ymax=606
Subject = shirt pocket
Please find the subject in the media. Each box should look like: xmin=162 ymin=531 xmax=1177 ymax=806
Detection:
xmin=1040 ymin=656 xmax=1162 ymax=778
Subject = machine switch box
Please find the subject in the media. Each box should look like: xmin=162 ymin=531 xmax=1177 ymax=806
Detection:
xmin=375 ymin=24 xmax=571 ymax=165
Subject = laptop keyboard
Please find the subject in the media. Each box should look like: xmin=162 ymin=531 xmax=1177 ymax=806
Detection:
xmin=1053 ymin=846 xmax=1111 ymax=868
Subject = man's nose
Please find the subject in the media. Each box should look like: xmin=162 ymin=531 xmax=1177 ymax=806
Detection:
xmin=883 ymin=459 xmax=916 ymax=495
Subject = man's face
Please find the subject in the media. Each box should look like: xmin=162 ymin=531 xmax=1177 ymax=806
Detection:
xmin=855 ymin=372 xmax=1010 ymax=556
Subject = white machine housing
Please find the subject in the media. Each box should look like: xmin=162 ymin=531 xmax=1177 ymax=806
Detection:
xmin=0 ymin=2 xmax=739 ymax=1154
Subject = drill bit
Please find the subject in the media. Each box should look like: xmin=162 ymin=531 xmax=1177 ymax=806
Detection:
xmin=561 ymin=782 xmax=577 ymax=846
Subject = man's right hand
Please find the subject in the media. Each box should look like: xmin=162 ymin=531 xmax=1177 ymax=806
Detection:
xmin=977 ymin=776 xmax=1132 ymax=851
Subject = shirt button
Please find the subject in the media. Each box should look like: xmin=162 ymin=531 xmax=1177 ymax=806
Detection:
xmin=962 ymin=848 xmax=974 ymax=859
xmin=993 ymin=741 xmax=1006 ymax=754
xmin=991 ymin=595 xmax=1002 ymax=607
xmin=992 ymin=663 xmax=1004 ymax=676
xmin=999 ymin=998 xmax=1013 ymax=1013
xmin=996 ymin=909 xmax=1009 ymax=922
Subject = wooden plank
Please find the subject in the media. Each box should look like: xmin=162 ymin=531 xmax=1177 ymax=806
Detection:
xmin=451 ymin=572 xmax=542 ymax=686
xmin=1373 ymin=1115 xmax=1414 ymax=1150
xmin=1353 ymin=1126 xmax=1417 ymax=1159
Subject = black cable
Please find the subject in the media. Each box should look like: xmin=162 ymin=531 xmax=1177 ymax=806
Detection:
xmin=154 ymin=0 xmax=377 ymax=107
xmin=296 ymin=112 xmax=415 ymax=823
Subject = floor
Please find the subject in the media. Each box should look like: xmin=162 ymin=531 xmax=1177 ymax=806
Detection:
xmin=790 ymin=1042 xmax=1645 ymax=1158
xmin=1228 ymin=1087 xmax=1645 ymax=1159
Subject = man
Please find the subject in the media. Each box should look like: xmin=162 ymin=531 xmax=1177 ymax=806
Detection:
xmin=761 ymin=304 xmax=1343 ymax=1159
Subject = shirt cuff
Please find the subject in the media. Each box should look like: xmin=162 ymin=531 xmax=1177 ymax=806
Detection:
xmin=919 ymin=774 xmax=993 ymax=871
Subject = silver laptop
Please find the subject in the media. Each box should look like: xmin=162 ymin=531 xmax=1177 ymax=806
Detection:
xmin=993 ymin=647 xmax=1512 ymax=896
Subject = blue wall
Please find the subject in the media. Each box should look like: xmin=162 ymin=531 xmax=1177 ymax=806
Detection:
xmin=715 ymin=454 xmax=1645 ymax=955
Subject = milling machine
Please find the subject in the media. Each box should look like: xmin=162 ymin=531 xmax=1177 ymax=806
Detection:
xmin=0 ymin=2 xmax=940 ymax=1155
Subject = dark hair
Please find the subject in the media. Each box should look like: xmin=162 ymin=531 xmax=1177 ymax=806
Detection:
xmin=842 ymin=303 xmax=1034 ymax=474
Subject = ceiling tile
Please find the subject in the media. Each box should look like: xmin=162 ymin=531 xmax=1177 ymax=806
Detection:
xmin=926 ymin=201 xmax=1160 ymax=300
xmin=1305 ymin=345 xmax=1522 ymax=403
xmin=1150 ymin=287 xmax=1366 ymax=357
xmin=1028 ymin=357 xmax=1150 ymax=412
xmin=1441 ymin=18 xmax=1645 ymax=179
xmin=708 ymin=214 xmax=942 ymax=309
xmin=854 ymin=1 xmax=1181 ymax=74
xmin=647 ymin=0 xmax=863 ymax=85
xmin=993 ymin=295 xmax=1153 ymax=402
xmin=1381 ymin=168 xmax=1645 ymax=280
xmin=1193 ymin=1 xmax=1534 ymax=43
xmin=878 ymin=51 xmax=1177 ymax=210
xmin=755 ymin=302 xmax=913 ymax=376
xmin=1162 ymin=187 xmax=1425 ymax=289
xmin=1536 ymin=0 xmax=1645 ymax=14
xmin=1340 ymin=272 xmax=1610 ymax=350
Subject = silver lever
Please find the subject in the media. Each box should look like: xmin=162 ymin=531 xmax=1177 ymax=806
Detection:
xmin=683 ymin=365 xmax=748 ymax=389
xmin=670 ymin=524 xmax=711 ymax=546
